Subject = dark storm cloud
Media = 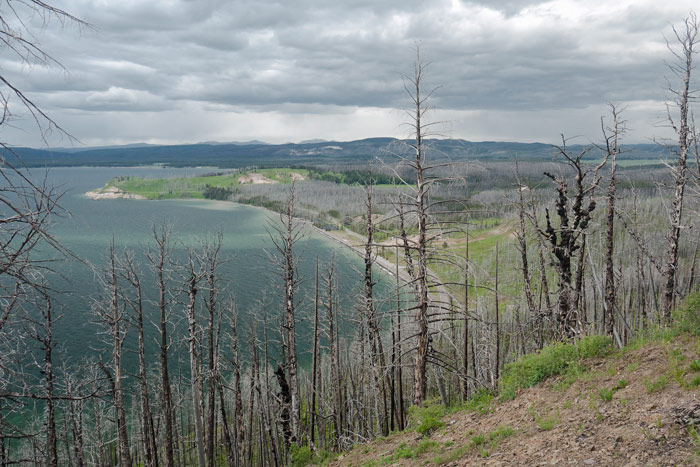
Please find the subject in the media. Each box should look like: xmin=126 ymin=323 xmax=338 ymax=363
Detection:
xmin=1 ymin=0 xmax=697 ymax=146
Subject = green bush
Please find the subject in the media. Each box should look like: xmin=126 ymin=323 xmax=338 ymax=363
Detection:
xmin=673 ymin=292 xmax=700 ymax=335
xmin=499 ymin=335 xmax=613 ymax=400
xmin=290 ymin=445 xmax=313 ymax=467
xmin=393 ymin=442 xmax=416 ymax=459
xmin=599 ymin=388 xmax=614 ymax=402
xmin=461 ymin=389 xmax=494 ymax=414
xmin=644 ymin=374 xmax=669 ymax=393
xmin=416 ymin=416 xmax=445 ymax=436
xmin=408 ymin=399 xmax=447 ymax=436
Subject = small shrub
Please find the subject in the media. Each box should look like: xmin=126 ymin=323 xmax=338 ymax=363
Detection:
xmin=689 ymin=360 xmax=700 ymax=372
xmin=672 ymin=292 xmax=700 ymax=336
xmin=690 ymin=375 xmax=700 ymax=388
xmin=644 ymin=375 xmax=669 ymax=393
xmin=415 ymin=439 xmax=438 ymax=455
xmin=599 ymin=388 xmax=614 ymax=402
xmin=462 ymin=389 xmax=493 ymax=414
xmin=613 ymin=379 xmax=628 ymax=390
xmin=486 ymin=426 xmax=516 ymax=450
xmin=471 ymin=434 xmax=486 ymax=446
xmin=290 ymin=445 xmax=313 ymax=467
xmin=394 ymin=442 xmax=416 ymax=460
xmin=416 ymin=416 xmax=445 ymax=436
xmin=408 ymin=400 xmax=447 ymax=436
xmin=536 ymin=415 xmax=557 ymax=431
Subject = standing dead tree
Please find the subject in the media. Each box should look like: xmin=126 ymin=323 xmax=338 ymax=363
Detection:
xmin=601 ymin=105 xmax=624 ymax=337
xmin=362 ymin=182 xmax=392 ymax=435
xmin=389 ymin=48 xmax=445 ymax=406
xmin=146 ymin=226 xmax=176 ymax=467
xmin=267 ymin=184 xmax=304 ymax=445
xmin=542 ymin=140 xmax=605 ymax=339
xmin=661 ymin=13 xmax=699 ymax=319
xmin=92 ymin=244 xmax=132 ymax=467
xmin=119 ymin=251 xmax=158 ymax=467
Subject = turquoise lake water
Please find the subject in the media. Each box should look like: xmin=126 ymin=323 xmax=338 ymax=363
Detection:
xmin=31 ymin=167 xmax=394 ymax=370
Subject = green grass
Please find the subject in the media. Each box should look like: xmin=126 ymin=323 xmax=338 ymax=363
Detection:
xmin=471 ymin=434 xmax=486 ymax=446
xmin=599 ymin=388 xmax=614 ymax=402
xmin=408 ymin=399 xmax=447 ymax=436
xmin=488 ymin=425 xmax=515 ymax=444
xmin=644 ymin=374 xmax=669 ymax=393
xmin=499 ymin=335 xmax=614 ymax=400
xmin=96 ymin=168 xmax=311 ymax=200
xmin=430 ymin=426 xmax=514 ymax=465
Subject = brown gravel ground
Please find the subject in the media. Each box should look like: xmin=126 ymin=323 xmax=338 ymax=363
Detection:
xmin=329 ymin=335 xmax=700 ymax=466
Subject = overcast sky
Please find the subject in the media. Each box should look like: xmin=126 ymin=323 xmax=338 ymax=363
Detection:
xmin=2 ymin=0 xmax=698 ymax=147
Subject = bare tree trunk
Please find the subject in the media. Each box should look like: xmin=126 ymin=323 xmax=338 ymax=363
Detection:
xmin=203 ymin=235 xmax=223 ymax=467
xmin=326 ymin=260 xmax=342 ymax=448
xmin=603 ymin=105 xmax=622 ymax=336
xmin=310 ymin=258 xmax=320 ymax=445
xmin=147 ymin=226 xmax=175 ymax=467
xmin=121 ymin=253 xmax=158 ymax=467
xmin=403 ymin=48 xmax=431 ymax=406
xmin=230 ymin=303 xmax=245 ymax=465
xmin=462 ymin=227 xmax=470 ymax=400
xmin=184 ymin=254 xmax=206 ymax=467
xmin=363 ymin=183 xmax=390 ymax=435
xmin=494 ymin=243 xmax=500 ymax=384
xmin=515 ymin=170 xmax=536 ymax=323
xmin=663 ymin=14 xmax=698 ymax=319
xmin=268 ymin=185 xmax=302 ymax=444
xmin=97 ymin=244 xmax=132 ymax=467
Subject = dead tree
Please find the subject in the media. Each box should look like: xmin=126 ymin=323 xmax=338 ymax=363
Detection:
xmin=662 ymin=13 xmax=699 ymax=319
xmin=201 ymin=233 xmax=224 ymax=467
xmin=363 ymin=182 xmax=391 ymax=435
xmin=514 ymin=168 xmax=537 ymax=337
xmin=183 ymin=248 xmax=208 ymax=467
xmin=542 ymin=141 xmax=603 ymax=339
xmin=23 ymin=296 xmax=60 ymax=466
xmin=146 ymin=226 xmax=176 ymax=467
xmin=119 ymin=251 xmax=159 ymax=467
xmin=395 ymin=47 xmax=440 ymax=406
xmin=601 ymin=105 xmax=624 ymax=336
xmin=325 ymin=259 xmax=343 ymax=448
xmin=93 ymin=244 xmax=132 ymax=467
xmin=310 ymin=259 xmax=320 ymax=445
xmin=267 ymin=184 xmax=304 ymax=444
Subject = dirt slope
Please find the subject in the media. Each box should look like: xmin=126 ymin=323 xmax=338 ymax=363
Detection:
xmin=331 ymin=336 xmax=700 ymax=466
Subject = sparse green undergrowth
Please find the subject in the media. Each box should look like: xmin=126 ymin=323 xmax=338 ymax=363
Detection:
xmin=431 ymin=425 xmax=514 ymax=465
xmin=499 ymin=335 xmax=614 ymax=400
xmin=408 ymin=399 xmax=447 ymax=436
xmin=644 ymin=374 xmax=669 ymax=393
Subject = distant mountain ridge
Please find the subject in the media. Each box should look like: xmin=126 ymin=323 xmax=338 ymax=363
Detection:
xmin=8 ymin=138 xmax=668 ymax=168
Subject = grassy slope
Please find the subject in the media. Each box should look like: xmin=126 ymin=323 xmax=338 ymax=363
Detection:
xmin=325 ymin=295 xmax=700 ymax=466
xmin=92 ymin=168 xmax=308 ymax=199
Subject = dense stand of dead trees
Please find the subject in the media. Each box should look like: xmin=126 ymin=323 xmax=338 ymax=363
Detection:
xmin=4 ymin=13 xmax=700 ymax=467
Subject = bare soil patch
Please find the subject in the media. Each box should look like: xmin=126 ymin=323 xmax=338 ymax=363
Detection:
xmin=238 ymin=173 xmax=277 ymax=184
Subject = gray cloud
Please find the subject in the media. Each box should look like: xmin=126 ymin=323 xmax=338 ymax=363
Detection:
xmin=1 ymin=0 xmax=697 ymax=146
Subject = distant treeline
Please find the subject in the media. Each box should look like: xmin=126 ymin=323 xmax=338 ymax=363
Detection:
xmin=306 ymin=167 xmax=407 ymax=185
xmin=10 ymin=138 xmax=670 ymax=168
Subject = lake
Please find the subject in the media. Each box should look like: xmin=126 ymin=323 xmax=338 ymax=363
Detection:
xmin=29 ymin=166 xmax=394 ymax=370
